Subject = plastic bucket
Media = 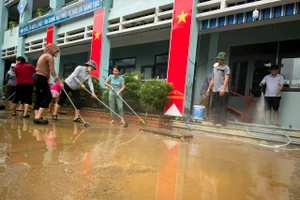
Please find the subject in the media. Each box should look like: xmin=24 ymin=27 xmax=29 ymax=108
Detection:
xmin=193 ymin=105 xmax=205 ymax=119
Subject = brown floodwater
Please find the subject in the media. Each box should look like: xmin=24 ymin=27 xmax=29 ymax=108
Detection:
xmin=0 ymin=111 xmax=300 ymax=200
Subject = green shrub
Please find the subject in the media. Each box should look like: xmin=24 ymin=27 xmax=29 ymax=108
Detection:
xmin=80 ymin=77 xmax=104 ymax=108
xmin=138 ymin=79 xmax=173 ymax=114
xmin=101 ymin=88 xmax=109 ymax=106
xmin=122 ymin=72 xmax=144 ymax=112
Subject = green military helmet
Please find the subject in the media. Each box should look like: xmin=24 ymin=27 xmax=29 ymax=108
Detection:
xmin=216 ymin=52 xmax=227 ymax=60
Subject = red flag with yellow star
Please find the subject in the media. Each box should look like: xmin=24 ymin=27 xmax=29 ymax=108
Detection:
xmin=164 ymin=0 xmax=194 ymax=116
xmin=90 ymin=9 xmax=105 ymax=78
xmin=46 ymin=25 xmax=54 ymax=45
xmin=46 ymin=26 xmax=54 ymax=82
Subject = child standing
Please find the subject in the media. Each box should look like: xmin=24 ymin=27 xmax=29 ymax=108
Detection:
xmin=48 ymin=82 xmax=62 ymax=112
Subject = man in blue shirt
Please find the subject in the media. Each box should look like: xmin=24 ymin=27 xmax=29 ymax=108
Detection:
xmin=260 ymin=65 xmax=284 ymax=126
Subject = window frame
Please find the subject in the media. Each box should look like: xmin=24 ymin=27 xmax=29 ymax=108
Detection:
xmin=154 ymin=54 xmax=168 ymax=79
xmin=109 ymin=57 xmax=136 ymax=75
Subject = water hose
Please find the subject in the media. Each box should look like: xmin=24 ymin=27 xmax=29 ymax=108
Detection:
xmin=246 ymin=127 xmax=292 ymax=148
xmin=185 ymin=117 xmax=205 ymax=136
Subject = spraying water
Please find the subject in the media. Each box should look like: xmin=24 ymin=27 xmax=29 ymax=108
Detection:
xmin=254 ymin=92 xmax=269 ymax=125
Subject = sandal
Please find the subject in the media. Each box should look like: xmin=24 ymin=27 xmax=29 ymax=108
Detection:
xmin=33 ymin=118 xmax=49 ymax=125
xmin=22 ymin=115 xmax=30 ymax=118
xmin=52 ymin=115 xmax=58 ymax=120
xmin=11 ymin=113 xmax=16 ymax=116
xmin=73 ymin=118 xmax=83 ymax=123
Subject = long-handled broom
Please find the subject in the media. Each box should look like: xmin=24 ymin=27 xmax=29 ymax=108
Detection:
xmin=63 ymin=89 xmax=90 ymax=128
xmin=113 ymin=91 xmax=146 ymax=125
xmin=84 ymin=88 xmax=128 ymax=128
xmin=0 ymin=92 xmax=16 ymax=110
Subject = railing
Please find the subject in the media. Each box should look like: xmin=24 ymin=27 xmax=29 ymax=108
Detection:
xmin=1 ymin=26 xmax=19 ymax=59
xmin=5 ymin=0 xmax=19 ymax=7
xmin=107 ymin=3 xmax=173 ymax=37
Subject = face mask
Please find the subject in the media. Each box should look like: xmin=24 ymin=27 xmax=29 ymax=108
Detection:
xmin=54 ymin=52 xmax=60 ymax=57
xmin=87 ymin=68 xmax=92 ymax=72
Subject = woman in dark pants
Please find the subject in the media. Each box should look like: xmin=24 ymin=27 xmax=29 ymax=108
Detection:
xmin=52 ymin=60 xmax=97 ymax=122
xmin=34 ymin=43 xmax=64 ymax=124
xmin=5 ymin=63 xmax=16 ymax=110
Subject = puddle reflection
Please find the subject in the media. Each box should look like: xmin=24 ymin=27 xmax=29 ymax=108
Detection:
xmin=0 ymin=114 xmax=299 ymax=199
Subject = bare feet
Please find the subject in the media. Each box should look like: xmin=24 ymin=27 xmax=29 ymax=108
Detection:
xmin=110 ymin=120 xmax=115 ymax=124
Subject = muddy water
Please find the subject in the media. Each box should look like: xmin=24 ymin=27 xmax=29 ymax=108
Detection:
xmin=0 ymin=112 xmax=300 ymax=200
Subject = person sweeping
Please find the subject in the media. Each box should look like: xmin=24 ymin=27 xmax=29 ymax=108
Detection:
xmin=5 ymin=63 xmax=17 ymax=111
xmin=34 ymin=44 xmax=64 ymax=125
xmin=11 ymin=56 xmax=36 ymax=118
xmin=52 ymin=60 xmax=97 ymax=123
xmin=104 ymin=66 xmax=126 ymax=125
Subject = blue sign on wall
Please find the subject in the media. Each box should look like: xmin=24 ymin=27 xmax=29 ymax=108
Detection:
xmin=19 ymin=0 xmax=103 ymax=36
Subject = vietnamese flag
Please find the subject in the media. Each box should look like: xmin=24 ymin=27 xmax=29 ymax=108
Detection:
xmin=164 ymin=0 xmax=194 ymax=117
xmin=46 ymin=26 xmax=54 ymax=82
xmin=46 ymin=25 xmax=54 ymax=45
xmin=90 ymin=9 xmax=105 ymax=78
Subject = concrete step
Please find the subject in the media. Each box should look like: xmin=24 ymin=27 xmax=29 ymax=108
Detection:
xmin=172 ymin=120 xmax=300 ymax=146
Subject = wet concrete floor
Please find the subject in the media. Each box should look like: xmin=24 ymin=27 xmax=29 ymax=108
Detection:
xmin=0 ymin=111 xmax=300 ymax=200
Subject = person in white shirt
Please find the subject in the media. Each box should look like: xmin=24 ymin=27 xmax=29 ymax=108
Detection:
xmin=52 ymin=60 xmax=97 ymax=123
xmin=260 ymin=64 xmax=284 ymax=127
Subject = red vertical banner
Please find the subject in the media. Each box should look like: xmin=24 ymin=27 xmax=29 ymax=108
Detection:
xmin=164 ymin=0 xmax=194 ymax=116
xmin=46 ymin=25 xmax=54 ymax=45
xmin=46 ymin=26 xmax=54 ymax=82
xmin=90 ymin=9 xmax=105 ymax=78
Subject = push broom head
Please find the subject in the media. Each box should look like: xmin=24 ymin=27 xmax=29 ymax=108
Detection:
xmin=124 ymin=121 xmax=128 ymax=128
xmin=121 ymin=119 xmax=128 ymax=128
xmin=140 ymin=119 xmax=146 ymax=125
xmin=84 ymin=122 xmax=91 ymax=128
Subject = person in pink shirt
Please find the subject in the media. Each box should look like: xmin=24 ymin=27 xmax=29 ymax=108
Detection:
xmin=48 ymin=82 xmax=62 ymax=112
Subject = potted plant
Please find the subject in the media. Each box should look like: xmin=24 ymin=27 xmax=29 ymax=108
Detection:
xmin=9 ymin=21 xmax=18 ymax=30
xmin=37 ymin=8 xmax=45 ymax=17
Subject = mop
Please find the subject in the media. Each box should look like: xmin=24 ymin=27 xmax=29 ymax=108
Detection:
xmin=0 ymin=92 xmax=15 ymax=110
xmin=63 ymin=89 xmax=91 ymax=128
xmin=84 ymin=88 xmax=128 ymax=128
xmin=113 ymin=91 xmax=146 ymax=125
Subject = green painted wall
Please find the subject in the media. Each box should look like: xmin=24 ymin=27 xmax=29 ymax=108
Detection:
xmin=193 ymin=34 xmax=211 ymax=105
xmin=59 ymin=52 xmax=89 ymax=77
xmin=110 ymin=40 xmax=170 ymax=72
xmin=280 ymin=92 xmax=300 ymax=130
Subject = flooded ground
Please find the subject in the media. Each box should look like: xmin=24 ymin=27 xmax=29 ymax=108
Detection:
xmin=0 ymin=111 xmax=300 ymax=200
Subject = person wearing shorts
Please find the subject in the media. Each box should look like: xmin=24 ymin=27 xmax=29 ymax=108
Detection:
xmin=48 ymin=82 xmax=62 ymax=112
xmin=11 ymin=56 xmax=36 ymax=118
xmin=260 ymin=64 xmax=284 ymax=126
